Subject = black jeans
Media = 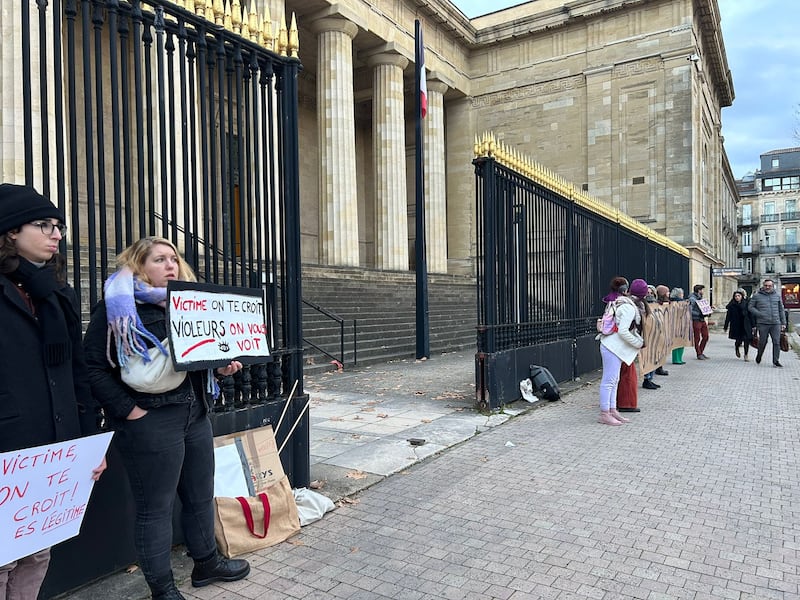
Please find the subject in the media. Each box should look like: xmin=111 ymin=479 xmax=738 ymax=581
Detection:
xmin=115 ymin=398 xmax=216 ymax=585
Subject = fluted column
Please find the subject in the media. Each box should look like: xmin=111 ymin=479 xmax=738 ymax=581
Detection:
xmin=367 ymin=52 xmax=409 ymax=271
xmin=424 ymin=80 xmax=448 ymax=273
xmin=310 ymin=17 xmax=360 ymax=266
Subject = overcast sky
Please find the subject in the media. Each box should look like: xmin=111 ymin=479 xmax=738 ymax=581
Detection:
xmin=450 ymin=0 xmax=800 ymax=179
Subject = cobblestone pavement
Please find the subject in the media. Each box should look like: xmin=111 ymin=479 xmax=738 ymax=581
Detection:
xmin=171 ymin=331 xmax=800 ymax=600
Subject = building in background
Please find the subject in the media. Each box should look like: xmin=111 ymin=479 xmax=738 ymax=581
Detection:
xmin=2 ymin=0 xmax=740 ymax=299
xmin=737 ymin=148 xmax=800 ymax=307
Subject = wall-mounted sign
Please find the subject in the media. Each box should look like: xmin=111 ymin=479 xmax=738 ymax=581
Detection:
xmin=167 ymin=281 xmax=271 ymax=371
xmin=712 ymin=267 xmax=743 ymax=277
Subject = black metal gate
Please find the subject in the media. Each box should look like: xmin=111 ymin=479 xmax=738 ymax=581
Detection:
xmin=14 ymin=1 xmax=306 ymax=595
xmin=474 ymin=140 xmax=689 ymax=409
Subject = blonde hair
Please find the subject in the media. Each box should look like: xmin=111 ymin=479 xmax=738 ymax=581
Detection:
xmin=116 ymin=236 xmax=196 ymax=284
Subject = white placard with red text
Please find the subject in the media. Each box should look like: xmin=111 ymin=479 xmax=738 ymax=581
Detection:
xmin=0 ymin=432 xmax=113 ymax=565
xmin=166 ymin=281 xmax=271 ymax=371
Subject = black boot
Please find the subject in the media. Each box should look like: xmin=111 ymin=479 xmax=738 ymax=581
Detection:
xmin=148 ymin=574 xmax=186 ymax=600
xmin=191 ymin=553 xmax=250 ymax=588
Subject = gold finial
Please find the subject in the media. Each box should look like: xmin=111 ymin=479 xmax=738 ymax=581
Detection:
xmin=204 ymin=0 xmax=214 ymax=21
xmin=278 ymin=13 xmax=288 ymax=56
xmin=224 ymin=0 xmax=232 ymax=31
xmin=289 ymin=13 xmax=299 ymax=58
xmin=249 ymin=5 xmax=260 ymax=42
xmin=231 ymin=0 xmax=242 ymax=34
xmin=213 ymin=0 xmax=224 ymax=25
xmin=194 ymin=0 xmax=204 ymax=15
xmin=241 ymin=5 xmax=250 ymax=39
xmin=473 ymin=135 xmax=480 ymax=158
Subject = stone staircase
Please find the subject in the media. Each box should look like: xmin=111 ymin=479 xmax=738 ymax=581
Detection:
xmin=300 ymin=265 xmax=477 ymax=375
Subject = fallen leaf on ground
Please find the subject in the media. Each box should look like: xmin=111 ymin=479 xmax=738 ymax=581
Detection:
xmin=350 ymin=547 xmax=359 ymax=553
xmin=345 ymin=470 xmax=367 ymax=480
xmin=377 ymin=413 xmax=388 ymax=418
xmin=361 ymin=407 xmax=376 ymax=412
xmin=329 ymin=416 xmax=343 ymax=421
xmin=352 ymin=415 xmax=362 ymax=420
xmin=350 ymin=434 xmax=361 ymax=439
xmin=309 ymin=480 xmax=325 ymax=490
xmin=338 ymin=497 xmax=360 ymax=505
xmin=420 ymin=418 xmax=432 ymax=423
xmin=125 ymin=565 xmax=139 ymax=574
xmin=414 ymin=391 xmax=425 ymax=395
xmin=287 ymin=539 xmax=305 ymax=546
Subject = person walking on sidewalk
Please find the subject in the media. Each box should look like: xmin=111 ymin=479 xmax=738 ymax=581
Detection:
xmin=0 ymin=184 xmax=106 ymax=600
xmin=83 ymin=237 xmax=249 ymax=600
xmin=669 ymin=287 xmax=687 ymax=365
xmin=723 ymin=289 xmax=753 ymax=361
xmin=597 ymin=277 xmax=646 ymax=425
xmin=688 ymin=284 xmax=711 ymax=359
xmin=748 ymin=278 xmax=787 ymax=367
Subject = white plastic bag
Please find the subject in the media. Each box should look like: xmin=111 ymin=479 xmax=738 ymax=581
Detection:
xmin=292 ymin=487 xmax=335 ymax=526
xmin=519 ymin=378 xmax=538 ymax=403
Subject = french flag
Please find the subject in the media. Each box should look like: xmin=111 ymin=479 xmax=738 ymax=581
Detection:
xmin=416 ymin=25 xmax=427 ymax=118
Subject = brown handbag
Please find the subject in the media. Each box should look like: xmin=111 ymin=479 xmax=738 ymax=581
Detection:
xmin=750 ymin=328 xmax=759 ymax=349
xmin=213 ymin=475 xmax=300 ymax=558
xmin=780 ymin=331 xmax=790 ymax=353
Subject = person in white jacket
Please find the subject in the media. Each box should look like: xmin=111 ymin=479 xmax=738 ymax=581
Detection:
xmin=597 ymin=277 xmax=648 ymax=425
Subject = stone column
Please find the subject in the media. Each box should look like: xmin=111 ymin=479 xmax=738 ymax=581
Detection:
xmin=367 ymin=52 xmax=409 ymax=271
xmin=424 ymin=79 xmax=448 ymax=274
xmin=310 ymin=17 xmax=360 ymax=266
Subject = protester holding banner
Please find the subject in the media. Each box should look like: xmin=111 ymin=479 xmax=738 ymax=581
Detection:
xmin=688 ymin=284 xmax=711 ymax=359
xmin=669 ymin=287 xmax=687 ymax=364
xmin=724 ymin=289 xmax=753 ymax=361
xmin=597 ymin=276 xmax=646 ymax=425
xmin=0 ymin=184 xmax=106 ymax=599
xmin=83 ymin=237 xmax=249 ymax=600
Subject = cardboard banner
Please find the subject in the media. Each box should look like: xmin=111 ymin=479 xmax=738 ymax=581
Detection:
xmin=0 ymin=432 xmax=113 ymax=565
xmin=638 ymin=301 xmax=692 ymax=375
xmin=167 ymin=281 xmax=271 ymax=371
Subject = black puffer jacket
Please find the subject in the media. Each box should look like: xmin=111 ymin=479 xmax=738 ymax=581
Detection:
xmin=83 ymin=300 xmax=209 ymax=423
xmin=0 ymin=273 xmax=99 ymax=452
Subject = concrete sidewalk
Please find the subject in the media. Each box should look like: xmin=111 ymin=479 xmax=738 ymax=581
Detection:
xmin=59 ymin=332 xmax=800 ymax=598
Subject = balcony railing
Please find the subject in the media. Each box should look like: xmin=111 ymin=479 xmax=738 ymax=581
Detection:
xmin=738 ymin=243 xmax=759 ymax=255
xmin=762 ymin=214 xmax=780 ymax=223
xmin=737 ymin=217 xmax=759 ymax=228
xmin=782 ymin=212 xmax=799 ymax=221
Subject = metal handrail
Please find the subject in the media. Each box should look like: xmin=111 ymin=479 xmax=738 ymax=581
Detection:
xmin=301 ymin=297 xmax=357 ymax=368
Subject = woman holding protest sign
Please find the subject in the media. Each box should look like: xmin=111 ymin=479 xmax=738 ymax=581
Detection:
xmin=83 ymin=237 xmax=249 ymax=600
xmin=0 ymin=184 xmax=106 ymax=599
xmin=596 ymin=277 xmax=647 ymax=425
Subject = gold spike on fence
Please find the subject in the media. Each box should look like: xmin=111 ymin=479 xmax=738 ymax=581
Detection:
xmin=473 ymin=131 xmax=689 ymax=257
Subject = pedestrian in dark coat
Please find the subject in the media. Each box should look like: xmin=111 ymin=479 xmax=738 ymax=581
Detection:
xmin=0 ymin=183 xmax=105 ymax=600
xmin=723 ymin=289 xmax=753 ymax=361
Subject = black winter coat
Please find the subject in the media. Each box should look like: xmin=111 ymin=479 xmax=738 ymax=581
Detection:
xmin=0 ymin=273 xmax=98 ymax=453
xmin=724 ymin=299 xmax=753 ymax=342
xmin=83 ymin=300 xmax=209 ymax=423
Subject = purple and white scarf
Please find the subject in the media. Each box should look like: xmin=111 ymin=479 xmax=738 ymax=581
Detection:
xmin=104 ymin=267 xmax=220 ymax=398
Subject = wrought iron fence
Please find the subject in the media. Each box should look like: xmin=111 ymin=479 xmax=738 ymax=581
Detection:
xmin=473 ymin=136 xmax=689 ymax=409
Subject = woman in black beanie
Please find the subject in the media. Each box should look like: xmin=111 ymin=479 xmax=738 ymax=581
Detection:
xmin=0 ymin=183 xmax=106 ymax=599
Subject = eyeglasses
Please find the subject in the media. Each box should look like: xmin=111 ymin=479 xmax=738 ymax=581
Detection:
xmin=28 ymin=221 xmax=67 ymax=236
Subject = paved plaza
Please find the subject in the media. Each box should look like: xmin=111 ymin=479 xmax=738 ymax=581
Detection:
xmin=66 ymin=331 xmax=800 ymax=599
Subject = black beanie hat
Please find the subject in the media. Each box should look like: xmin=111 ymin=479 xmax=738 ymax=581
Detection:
xmin=0 ymin=183 xmax=65 ymax=236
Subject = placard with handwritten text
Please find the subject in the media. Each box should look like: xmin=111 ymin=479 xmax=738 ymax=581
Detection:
xmin=167 ymin=281 xmax=271 ymax=370
xmin=0 ymin=432 xmax=113 ymax=565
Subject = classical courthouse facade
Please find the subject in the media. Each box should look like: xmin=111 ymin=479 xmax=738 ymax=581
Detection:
xmin=284 ymin=0 xmax=738 ymax=293
xmin=1 ymin=0 xmax=740 ymax=295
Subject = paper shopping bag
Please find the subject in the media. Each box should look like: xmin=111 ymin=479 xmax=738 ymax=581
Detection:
xmin=213 ymin=424 xmax=285 ymax=494
xmin=214 ymin=476 xmax=300 ymax=558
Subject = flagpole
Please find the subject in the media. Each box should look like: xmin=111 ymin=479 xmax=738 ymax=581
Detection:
xmin=414 ymin=19 xmax=430 ymax=360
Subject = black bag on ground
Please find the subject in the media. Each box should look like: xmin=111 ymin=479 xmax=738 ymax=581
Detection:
xmin=529 ymin=365 xmax=560 ymax=401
